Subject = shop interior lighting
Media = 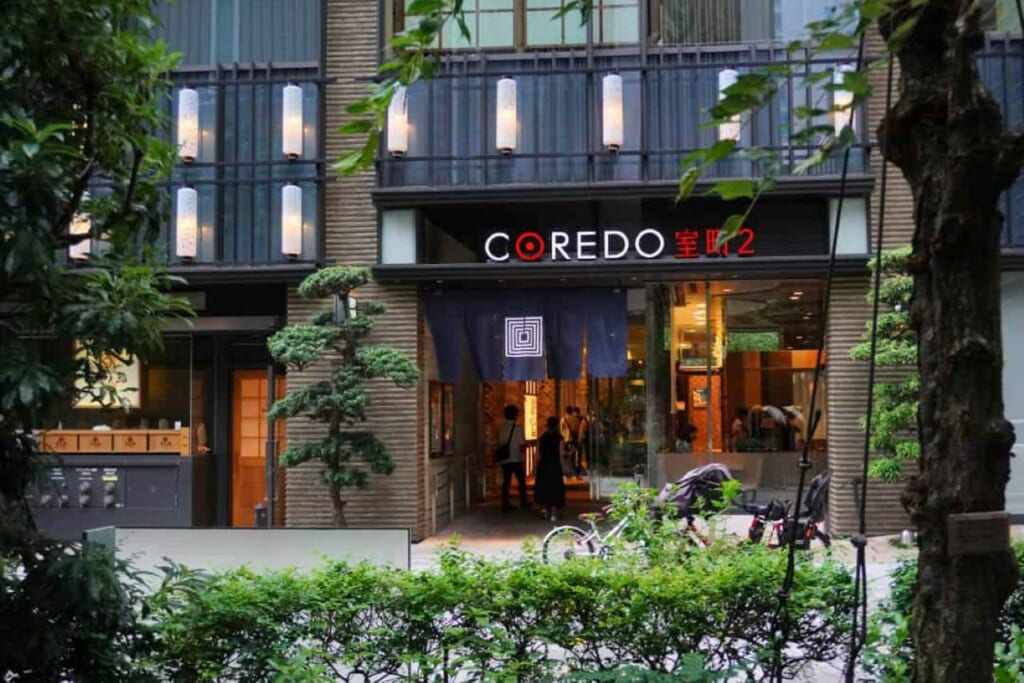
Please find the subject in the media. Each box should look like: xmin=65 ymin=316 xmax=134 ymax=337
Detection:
xmin=69 ymin=192 xmax=92 ymax=262
xmin=833 ymin=64 xmax=856 ymax=135
xmin=175 ymin=187 xmax=198 ymax=260
xmin=387 ymin=85 xmax=409 ymax=157
xmin=602 ymin=73 xmax=623 ymax=152
xmin=717 ymin=69 xmax=741 ymax=142
xmin=281 ymin=183 xmax=303 ymax=259
xmin=177 ymin=87 xmax=199 ymax=162
xmin=496 ymin=77 xmax=517 ymax=154
xmin=282 ymin=83 xmax=304 ymax=159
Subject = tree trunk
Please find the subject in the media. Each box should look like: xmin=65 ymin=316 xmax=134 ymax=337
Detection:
xmin=329 ymin=482 xmax=348 ymax=527
xmin=881 ymin=3 xmax=1021 ymax=681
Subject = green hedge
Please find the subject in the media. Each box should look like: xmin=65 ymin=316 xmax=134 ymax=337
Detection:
xmin=141 ymin=545 xmax=854 ymax=682
xmin=864 ymin=542 xmax=1024 ymax=682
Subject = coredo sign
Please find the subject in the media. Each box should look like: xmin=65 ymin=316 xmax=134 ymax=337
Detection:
xmin=484 ymin=227 xmax=756 ymax=263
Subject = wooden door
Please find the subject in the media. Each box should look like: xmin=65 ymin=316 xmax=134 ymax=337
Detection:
xmin=231 ymin=370 xmax=286 ymax=527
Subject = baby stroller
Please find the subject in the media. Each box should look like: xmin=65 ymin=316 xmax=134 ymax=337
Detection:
xmin=654 ymin=463 xmax=736 ymax=523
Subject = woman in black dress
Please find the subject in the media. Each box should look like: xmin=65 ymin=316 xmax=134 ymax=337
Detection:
xmin=535 ymin=416 xmax=567 ymax=520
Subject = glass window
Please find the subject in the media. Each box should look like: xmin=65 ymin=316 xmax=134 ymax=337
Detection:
xmin=667 ymin=280 xmax=828 ymax=456
xmin=982 ymin=0 xmax=1023 ymax=31
xmin=153 ymin=0 xmax=321 ymax=65
xmin=596 ymin=3 xmax=640 ymax=44
xmin=525 ymin=0 xmax=589 ymax=46
xmin=422 ymin=0 xmax=516 ymax=49
xmin=397 ymin=0 xmax=638 ymax=49
xmin=652 ymin=0 xmax=843 ymax=46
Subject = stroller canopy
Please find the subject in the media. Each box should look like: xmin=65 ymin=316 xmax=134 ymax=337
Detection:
xmin=655 ymin=463 xmax=734 ymax=517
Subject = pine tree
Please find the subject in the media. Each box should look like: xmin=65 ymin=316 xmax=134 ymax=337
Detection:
xmin=268 ymin=267 xmax=419 ymax=526
xmin=850 ymin=246 xmax=919 ymax=481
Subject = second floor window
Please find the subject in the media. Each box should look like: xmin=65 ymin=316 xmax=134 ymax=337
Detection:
xmin=395 ymin=0 xmax=640 ymax=49
xmin=393 ymin=0 xmax=845 ymax=50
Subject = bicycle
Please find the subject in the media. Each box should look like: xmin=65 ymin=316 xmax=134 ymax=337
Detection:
xmin=541 ymin=504 xmax=708 ymax=564
xmin=741 ymin=469 xmax=832 ymax=549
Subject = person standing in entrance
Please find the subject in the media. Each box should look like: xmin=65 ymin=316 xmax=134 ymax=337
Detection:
xmin=534 ymin=416 xmax=567 ymax=520
xmin=574 ymin=407 xmax=589 ymax=475
xmin=559 ymin=407 xmax=578 ymax=477
xmin=496 ymin=404 xmax=528 ymax=512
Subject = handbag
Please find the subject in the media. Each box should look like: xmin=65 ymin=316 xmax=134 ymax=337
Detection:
xmin=494 ymin=424 xmax=516 ymax=463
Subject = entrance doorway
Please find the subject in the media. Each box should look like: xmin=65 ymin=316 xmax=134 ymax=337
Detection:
xmin=230 ymin=369 xmax=285 ymax=527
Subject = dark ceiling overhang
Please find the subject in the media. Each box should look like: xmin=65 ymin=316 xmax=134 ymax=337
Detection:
xmin=372 ymin=175 xmax=876 ymax=208
xmin=373 ymin=255 xmax=871 ymax=286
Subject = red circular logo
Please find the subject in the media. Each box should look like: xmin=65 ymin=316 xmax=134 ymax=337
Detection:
xmin=514 ymin=232 xmax=545 ymax=261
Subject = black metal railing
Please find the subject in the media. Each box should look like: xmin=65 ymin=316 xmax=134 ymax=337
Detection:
xmin=376 ymin=44 xmax=868 ymax=189
xmin=157 ymin=63 xmax=324 ymax=267
xmin=979 ymin=35 xmax=1024 ymax=247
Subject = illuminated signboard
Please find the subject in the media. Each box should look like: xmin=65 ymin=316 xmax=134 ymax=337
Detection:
xmin=483 ymin=227 xmax=756 ymax=263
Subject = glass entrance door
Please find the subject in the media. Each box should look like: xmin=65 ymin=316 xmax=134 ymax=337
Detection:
xmin=587 ymin=289 xmax=648 ymax=499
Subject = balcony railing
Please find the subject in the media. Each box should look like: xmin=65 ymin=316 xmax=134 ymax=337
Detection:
xmin=161 ymin=64 xmax=324 ymax=267
xmin=979 ymin=35 xmax=1024 ymax=247
xmin=376 ymin=44 xmax=869 ymax=190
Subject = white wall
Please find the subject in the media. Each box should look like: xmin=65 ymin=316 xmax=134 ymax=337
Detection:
xmin=1002 ymin=272 xmax=1024 ymax=515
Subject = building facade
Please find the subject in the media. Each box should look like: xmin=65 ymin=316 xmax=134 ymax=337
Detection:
xmin=30 ymin=1 xmax=1024 ymax=541
xmin=32 ymin=0 xmax=327 ymax=537
xmin=280 ymin=1 xmax=1024 ymax=540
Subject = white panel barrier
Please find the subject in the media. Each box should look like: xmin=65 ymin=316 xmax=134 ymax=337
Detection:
xmin=85 ymin=527 xmax=411 ymax=574
xmin=1002 ymin=273 xmax=1024 ymax=516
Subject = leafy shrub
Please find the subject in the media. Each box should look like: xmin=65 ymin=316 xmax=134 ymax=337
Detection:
xmin=141 ymin=544 xmax=853 ymax=681
xmin=864 ymin=542 xmax=1024 ymax=682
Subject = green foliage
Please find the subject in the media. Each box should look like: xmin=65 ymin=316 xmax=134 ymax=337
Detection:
xmin=727 ymin=331 xmax=780 ymax=352
xmin=0 ymin=541 xmax=154 ymax=680
xmin=297 ymin=265 xmax=369 ymax=299
xmin=141 ymin=542 xmax=853 ymax=681
xmin=268 ymin=267 xmax=419 ymax=523
xmin=864 ymin=542 xmax=1024 ymax=681
xmin=1 ymin=0 xmax=193 ymax=678
xmin=851 ymin=247 xmax=919 ymax=481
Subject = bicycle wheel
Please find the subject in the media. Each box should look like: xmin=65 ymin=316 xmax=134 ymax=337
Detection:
xmin=542 ymin=525 xmax=597 ymax=564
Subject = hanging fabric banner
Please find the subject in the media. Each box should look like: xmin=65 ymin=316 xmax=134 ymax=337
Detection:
xmin=501 ymin=291 xmax=547 ymax=381
xmin=422 ymin=291 xmax=465 ymax=383
xmin=463 ymin=298 xmax=505 ymax=382
xmin=585 ymin=288 xmax=628 ymax=378
xmin=421 ymin=287 xmax=627 ymax=382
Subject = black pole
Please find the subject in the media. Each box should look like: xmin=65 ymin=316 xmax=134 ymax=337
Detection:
xmin=265 ymin=363 xmax=277 ymax=527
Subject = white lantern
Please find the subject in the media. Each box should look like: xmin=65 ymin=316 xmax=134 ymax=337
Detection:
xmin=177 ymin=87 xmax=199 ymax=162
xmin=833 ymin=64 xmax=856 ymax=135
xmin=175 ymin=187 xmax=198 ymax=260
xmin=602 ymin=73 xmax=624 ymax=151
xmin=282 ymin=83 xmax=304 ymax=159
xmin=387 ymin=85 xmax=409 ymax=157
xmin=281 ymin=183 xmax=303 ymax=258
xmin=69 ymin=192 xmax=91 ymax=262
xmin=717 ymin=69 xmax=740 ymax=142
xmin=496 ymin=77 xmax=517 ymax=153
